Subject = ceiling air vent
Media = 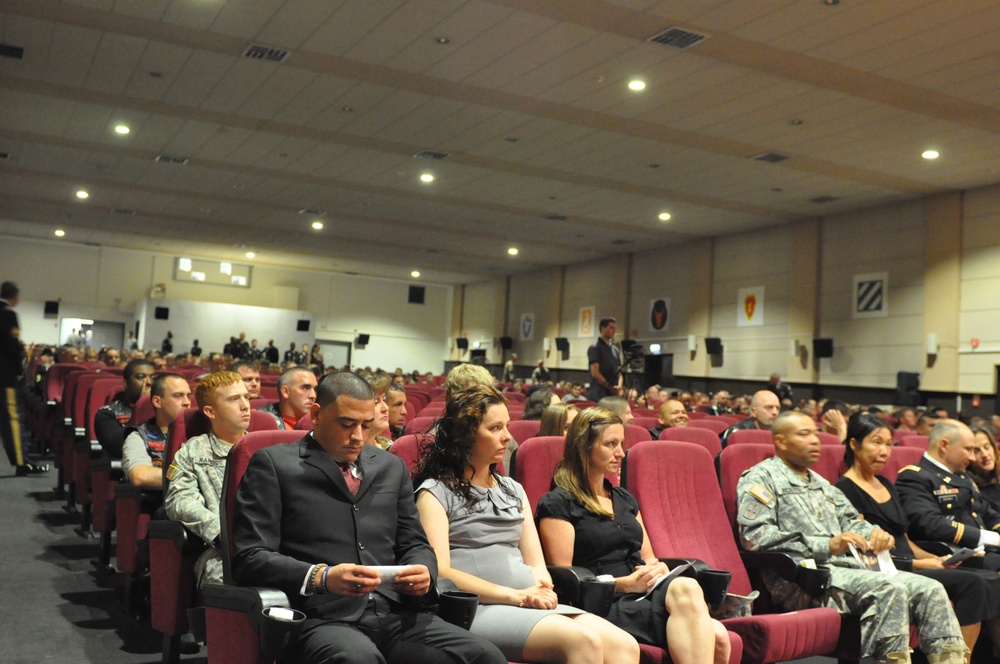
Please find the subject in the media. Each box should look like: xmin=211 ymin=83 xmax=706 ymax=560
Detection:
xmin=111 ymin=208 xmax=136 ymax=215
xmin=611 ymin=239 xmax=632 ymax=246
xmin=543 ymin=214 xmax=569 ymax=221
xmin=648 ymin=27 xmax=708 ymax=50
xmin=751 ymin=152 xmax=790 ymax=163
xmin=0 ymin=44 xmax=24 ymax=60
xmin=242 ymin=43 xmax=291 ymax=63
xmin=0 ymin=151 xmax=9 ymax=160
xmin=155 ymin=154 xmax=189 ymax=165
xmin=414 ymin=150 xmax=449 ymax=160
xmin=298 ymin=208 xmax=326 ymax=216
xmin=809 ymin=195 xmax=839 ymax=204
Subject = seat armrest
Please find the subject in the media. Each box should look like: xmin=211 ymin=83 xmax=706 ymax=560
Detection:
xmin=891 ymin=557 xmax=913 ymax=572
xmin=202 ymin=584 xmax=290 ymax=632
xmin=739 ymin=550 xmax=801 ymax=582
xmin=148 ymin=519 xmax=207 ymax=555
xmin=547 ymin=565 xmax=596 ymax=604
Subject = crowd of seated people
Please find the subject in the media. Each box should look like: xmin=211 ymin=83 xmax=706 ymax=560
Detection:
xmin=14 ymin=337 xmax=1000 ymax=663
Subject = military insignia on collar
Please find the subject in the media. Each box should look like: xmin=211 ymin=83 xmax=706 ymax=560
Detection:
xmin=165 ymin=464 xmax=179 ymax=481
xmin=747 ymin=483 xmax=774 ymax=505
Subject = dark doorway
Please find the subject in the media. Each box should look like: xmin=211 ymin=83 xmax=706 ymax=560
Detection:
xmin=643 ymin=354 xmax=674 ymax=389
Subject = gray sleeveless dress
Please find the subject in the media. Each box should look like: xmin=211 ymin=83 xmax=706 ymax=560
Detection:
xmin=418 ymin=476 xmax=584 ymax=661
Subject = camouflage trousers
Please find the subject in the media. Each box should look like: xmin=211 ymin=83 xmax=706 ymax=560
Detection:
xmin=765 ymin=567 xmax=964 ymax=660
xmin=195 ymin=548 xmax=223 ymax=589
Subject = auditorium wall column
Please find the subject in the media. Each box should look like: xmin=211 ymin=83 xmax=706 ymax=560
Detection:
xmin=449 ymin=284 xmax=465 ymax=362
xmin=688 ymin=239 xmax=714 ymax=377
xmin=922 ymin=192 xmax=963 ymax=391
xmin=788 ymin=218 xmax=821 ymax=385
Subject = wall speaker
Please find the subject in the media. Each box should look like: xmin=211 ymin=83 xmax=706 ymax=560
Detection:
xmin=408 ymin=285 xmax=425 ymax=304
xmin=705 ymin=337 xmax=723 ymax=355
xmin=499 ymin=336 xmax=513 ymax=350
xmin=154 ymin=306 xmax=170 ymax=320
xmin=555 ymin=337 xmax=570 ymax=352
xmin=896 ymin=371 xmax=920 ymax=407
xmin=43 ymin=300 xmax=59 ymax=317
xmin=296 ymin=319 xmax=310 ymax=332
xmin=356 ymin=334 xmax=370 ymax=346
xmin=456 ymin=338 xmax=469 ymax=350
xmin=469 ymin=349 xmax=487 ymax=365
xmin=813 ymin=338 xmax=834 ymax=358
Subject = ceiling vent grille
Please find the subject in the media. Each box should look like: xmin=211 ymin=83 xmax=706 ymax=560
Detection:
xmin=809 ymin=195 xmax=839 ymax=204
xmin=648 ymin=27 xmax=708 ymax=49
xmin=0 ymin=151 xmax=9 ymax=160
xmin=0 ymin=44 xmax=24 ymax=59
xmin=751 ymin=152 xmax=790 ymax=163
xmin=543 ymin=214 xmax=569 ymax=221
xmin=298 ymin=208 xmax=326 ymax=215
xmin=155 ymin=154 xmax=189 ymax=165
xmin=414 ymin=150 xmax=449 ymax=160
xmin=242 ymin=43 xmax=291 ymax=63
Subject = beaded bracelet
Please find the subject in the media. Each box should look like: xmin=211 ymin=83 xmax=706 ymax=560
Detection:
xmin=306 ymin=564 xmax=322 ymax=595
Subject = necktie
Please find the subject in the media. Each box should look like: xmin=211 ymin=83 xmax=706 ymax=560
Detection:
xmin=338 ymin=462 xmax=360 ymax=496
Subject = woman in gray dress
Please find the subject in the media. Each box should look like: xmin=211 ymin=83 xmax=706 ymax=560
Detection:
xmin=415 ymin=384 xmax=639 ymax=664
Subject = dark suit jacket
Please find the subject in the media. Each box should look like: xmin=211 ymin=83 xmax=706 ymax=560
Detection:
xmin=232 ymin=435 xmax=437 ymax=621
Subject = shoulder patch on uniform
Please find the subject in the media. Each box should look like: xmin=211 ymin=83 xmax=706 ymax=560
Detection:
xmin=742 ymin=502 xmax=764 ymax=520
xmin=897 ymin=465 xmax=920 ymax=474
xmin=165 ymin=464 xmax=179 ymax=481
xmin=747 ymin=483 xmax=774 ymax=505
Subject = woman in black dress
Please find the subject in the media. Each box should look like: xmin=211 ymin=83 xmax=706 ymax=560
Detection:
xmin=537 ymin=407 xmax=731 ymax=664
xmin=835 ymin=413 xmax=1000 ymax=657
xmin=969 ymin=426 xmax=1000 ymax=512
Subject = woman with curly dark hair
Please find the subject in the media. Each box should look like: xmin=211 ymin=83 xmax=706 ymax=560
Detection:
xmin=414 ymin=385 xmax=639 ymax=664
xmin=969 ymin=427 xmax=1000 ymax=512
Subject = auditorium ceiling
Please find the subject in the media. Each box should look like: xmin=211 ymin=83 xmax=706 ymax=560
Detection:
xmin=1 ymin=0 xmax=998 ymax=284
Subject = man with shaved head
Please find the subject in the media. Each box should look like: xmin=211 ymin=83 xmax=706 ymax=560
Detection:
xmin=648 ymin=399 xmax=688 ymax=439
xmin=896 ymin=419 xmax=1000 ymax=571
xmin=720 ymin=390 xmax=780 ymax=447
xmin=738 ymin=411 xmax=965 ymax=664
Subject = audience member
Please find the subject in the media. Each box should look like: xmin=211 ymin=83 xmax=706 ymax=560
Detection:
xmin=415 ymin=385 xmax=639 ymax=664
xmin=766 ymin=373 xmax=793 ymax=407
xmin=363 ymin=372 xmax=392 ymax=450
xmin=720 ymin=390 xmax=780 ymax=447
xmin=258 ymin=366 xmax=317 ymax=430
xmin=561 ymin=383 xmax=586 ymax=403
xmin=94 ymin=358 xmax=154 ymax=458
xmin=648 ymin=399 xmax=688 ymax=439
xmin=896 ymin=419 xmax=1000 ymax=571
xmin=189 ymin=339 xmax=202 ymax=358
xmin=232 ymin=372 xmax=506 ymax=664
xmin=161 ymin=331 xmax=173 ymax=354
xmin=538 ymin=407 xmax=731 ymax=664
xmin=531 ymin=359 xmax=550 ymax=384
xmin=819 ymin=400 xmax=850 ymax=442
xmin=597 ymin=396 xmax=634 ymax=426
xmin=969 ymin=427 xmax=1000 ymax=512
xmin=835 ymin=413 xmax=1000 ymax=658
xmin=738 ymin=411 xmax=966 ymax=664
xmin=538 ymin=403 xmax=578 ymax=438
xmin=122 ymin=373 xmax=191 ymax=490
xmin=503 ymin=353 xmax=518 ymax=383
xmin=445 ymin=363 xmax=496 ymax=400
xmin=248 ymin=338 xmax=264 ymax=362
xmin=523 ymin=389 xmax=559 ymax=421
xmin=895 ymin=408 xmax=918 ymax=433
xmin=705 ymin=391 xmax=732 ymax=416
xmin=164 ymin=371 xmax=250 ymax=587
xmin=230 ymin=360 xmax=262 ymax=400
xmin=587 ymin=318 xmax=621 ymax=401
xmin=386 ymin=383 xmax=408 ymax=440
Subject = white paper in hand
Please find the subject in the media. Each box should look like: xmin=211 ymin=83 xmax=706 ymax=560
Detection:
xmin=369 ymin=565 xmax=407 ymax=589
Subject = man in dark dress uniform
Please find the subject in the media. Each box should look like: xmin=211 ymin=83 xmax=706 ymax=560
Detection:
xmin=1 ymin=281 xmax=48 ymax=475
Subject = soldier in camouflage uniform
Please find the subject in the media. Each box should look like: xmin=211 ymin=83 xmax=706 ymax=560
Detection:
xmin=164 ymin=371 xmax=250 ymax=587
xmin=737 ymin=411 xmax=966 ymax=664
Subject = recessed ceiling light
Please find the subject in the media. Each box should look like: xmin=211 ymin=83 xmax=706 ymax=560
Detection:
xmin=658 ymin=212 xmax=671 ymax=221
xmin=435 ymin=37 xmax=450 ymax=44
xmin=341 ymin=106 xmax=354 ymax=112
xmin=76 ymin=189 xmax=89 ymax=199
xmin=420 ymin=173 xmax=434 ymax=183
xmin=507 ymin=247 xmax=519 ymax=256
xmin=627 ymin=79 xmax=646 ymax=91
xmin=311 ymin=220 xmax=324 ymax=230
xmin=411 ymin=270 xmax=421 ymax=278
xmin=789 ymin=119 xmax=804 ymax=126
xmin=922 ymin=149 xmax=940 ymax=160
xmin=54 ymin=229 xmax=65 ymax=237
xmin=114 ymin=124 xmax=130 ymax=135
xmin=245 ymin=251 xmax=256 ymax=259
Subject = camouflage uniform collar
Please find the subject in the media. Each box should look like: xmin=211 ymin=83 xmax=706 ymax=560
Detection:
xmin=207 ymin=431 xmax=240 ymax=458
xmin=768 ymin=455 xmax=818 ymax=486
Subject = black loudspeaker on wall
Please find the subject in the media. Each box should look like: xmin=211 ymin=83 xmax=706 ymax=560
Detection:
xmin=499 ymin=336 xmax=513 ymax=350
xmin=895 ymin=371 xmax=920 ymax=407
xmin=813 ymin=338 xmax=834 ymax=358
xmin=356 ymin=334 xmax=370 ymax=345
xmin=555 ymin=337 xmax=570 ymax=352
xmin=408 ymin=286 xmax=425 ymax=305
xmin=43 ymin=300 xmax=59 ymax=317
xmin=154 ymin=306 xmax=170 ymax=320
xmin=705 ymin=337 xmax=723 ymax=355
xmin=296 ymin=319 xmax=310 ymax=332
xmin=455 ymin=338 xmax=469 ymax=350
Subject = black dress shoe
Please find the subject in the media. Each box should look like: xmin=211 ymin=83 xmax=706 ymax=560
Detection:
xmin=15 ymin=462 xmax=50 ymax=476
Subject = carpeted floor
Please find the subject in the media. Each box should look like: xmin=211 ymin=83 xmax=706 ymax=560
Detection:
xmin=0 ymin=459 xmax=205 ymax=664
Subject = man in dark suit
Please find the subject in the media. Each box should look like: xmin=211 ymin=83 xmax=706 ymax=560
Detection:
xmin=232 ymin=371 xmax=505 ymax=664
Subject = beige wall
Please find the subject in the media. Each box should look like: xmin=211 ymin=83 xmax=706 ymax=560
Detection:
xmin=960 ymin=184 xmax=1000 ymax=393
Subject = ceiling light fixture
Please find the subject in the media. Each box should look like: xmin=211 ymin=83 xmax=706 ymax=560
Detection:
xmin=658 ymin=212 xmax=671 ymax=221
xmin=54 ymin=229 xmax=65 ymax=237
xmin=922 ymin=149 xmax=940 ymax=160
xmin=245 ymin=251 xmax=256 ymax=259
xmin=435 ymin=37 xmax=450 ymax=44
xmin=507 ymin=247 xmax=519 ymax=256
xmin=311 ymin=220 xmax=324 ymax=230
xmin=411 ymin=270 xmax=421 ymax=278
xmin=114 ymin=124 xmax=130 ymax=135
xmin=627 ymin=79 xmax=646 ymax=91
xmin=420 ymin=173 xmax=434 ymax=183
xmin=76 ymin=189 xmax=89 ymax=199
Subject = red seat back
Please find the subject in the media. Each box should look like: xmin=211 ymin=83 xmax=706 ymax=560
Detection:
xmin=505 ymin=392 xmax=526 ymax=403
xmin=881 ymin=447 xmax=924 ymax=482
xmin=46 ymin=364 xmax=86 ymax=403
xmin=688 ymin=418 xmax=728 ymax=435
xmin=406 ymin=416 xmax=437 ymax=435
xmin=632 ymin=416 xmax=659 ymax=430
xmin=389 ymin=433 xmax=433 ymax=478
xmin=897 ymin=434 xmax=929 ymax=449
xmin=727 ymin=429 xmax=773 ymax=446
xmin=623 ymin=424 xmax=652 ymax=450
xmin=258 ymin=384 xmax=279 ymax=401
xmin=514 ymin=436 xmax=565 ymax=515
xmin=892 ymin=429 xmax=918 ymax=443
xmin=818 ymin=432 xmax=842 ymax=446
xmin=62 ymin=370 xmax=97 ymax=419
xmin=130 ymin=394 xmax=155 ymax=425
xmin=658 ymin=426 xmax=722 ymax=458
xmin=812 ymin=445 xmax=846 ymax=483
xmin=295 ymin=412 xmax=313 ymax=430
xmin=625 ymin=441 xmax=753 ymax=595
xmin=85 ymin=378 xmax=124 ymax=441
xmin=74 ymin=373 xmax=110 ymax=429
xmin=507 ymin=419 xmax=542 ymax=443
xmin=418 ymin=405 xmax=444 ymax=418
xmin=220 ymin=430 xmax=304 ymax=582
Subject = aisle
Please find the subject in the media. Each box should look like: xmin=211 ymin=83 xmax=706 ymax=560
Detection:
xmin=0 ymin=461 xmax=204 ymax=664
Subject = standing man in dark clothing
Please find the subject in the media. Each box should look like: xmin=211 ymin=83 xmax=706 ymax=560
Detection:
xmin=264 ymin=339 xmax=279 ymax=364
xmin=767 ymin=373 xmax=793 ymax=407
xmin=235 ymin=332 xmax=250 ymax=360
xmin=586 ymin=317 xmax=621 ymax=402
xmin=161 ymin=331 xmax=173 ymax=354
xmin=1 ymin=281 xmax=48 ymax=476
xmin=190 ymin=339 xmax=203 ymax=359
xmin=94 ymin=358 xmax=154 ymax=458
